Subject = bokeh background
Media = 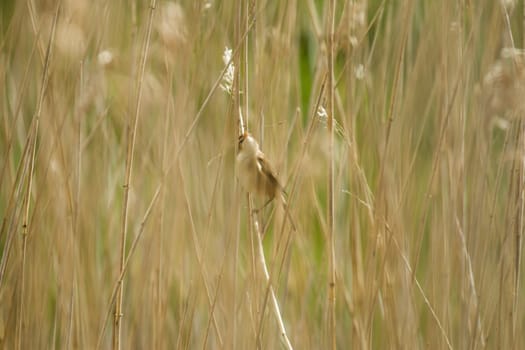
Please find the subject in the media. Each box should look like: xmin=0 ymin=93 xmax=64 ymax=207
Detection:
xmin=1 ymin=0 xmax=525 ymax=348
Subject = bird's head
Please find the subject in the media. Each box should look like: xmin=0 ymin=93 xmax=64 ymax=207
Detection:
xmin=238 ymin=132 xmax=259 ymax=155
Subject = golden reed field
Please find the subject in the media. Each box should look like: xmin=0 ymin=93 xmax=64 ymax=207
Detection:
xmin=1 ymin=0 xmax=525 ymax=349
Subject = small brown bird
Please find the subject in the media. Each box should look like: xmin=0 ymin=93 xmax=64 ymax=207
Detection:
xmin=236 ymin=132 xmax=283 ymax=205
xmin=236 ymin=132 xmax=298 ymax=231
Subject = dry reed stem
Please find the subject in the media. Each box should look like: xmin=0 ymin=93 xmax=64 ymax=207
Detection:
xmin=232 ymin=2 xmax=242 ymax=346
xmin=0 ymin=139 xmax=31 ymax=287
xmin=496 ymin=117 xmax=522 ymax=347
xmin=202 ymin=223 xmax=233 ymax=349
xmin=2 ymin=1 xmax=524 ymax=348
xmin=96 ymin=187 xmax=161 ymax=350
xmin=160 ymin=17 xmax=256 ymax=182
xmin=277 ymin=72 xmax=327 ymax=219
xmin=326 ymin=0 xmax=337 ymax=348
xmin=113 ymin=1 xmax=156 ymax=349
xmin=375 ymin=0 xmax=411 ymax=217
xmin=178 ymin=161 xmax=224 ymax=346
xmin=303 ymin=2 xmax=373 ymax=343
xmin=507 ymin=122 xmax=524 ymax=347
xmin=502 ymin=5 xmax=523 ymax=344
xmin=455 ymin=217 xmax=486 ymax=347
xmin=0 ymin=99 xmax=39 ymax=289
xmin=390 ymin=233 xmax=453 ymax=350
xmin=26 ymin=0 xmax=47 ymax=64
xmin=16 ymin=3 xmax=60 ymax=349
xmin=200 ymin=125 xmax=234 ymax=349
xmin=305 ymin=4 xmax=375 ymax=342
xmin=0 ymin=35 xmax=38 ymax=189
xmin=252 ymin=76 xmax=327 ymax=350
xmin=412 ymin=31 xmax=474 ymax=279
xmin=233 ymin=3 xmax=294 ymax=347
xmin=249 ymin=206 xmax=293 ymax=350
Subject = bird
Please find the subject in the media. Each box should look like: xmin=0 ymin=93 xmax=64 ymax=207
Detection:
xmin=236 ymin=131 xmax=297 ymax=231
xmin=236 ymin=132 xmax=282 ymax=205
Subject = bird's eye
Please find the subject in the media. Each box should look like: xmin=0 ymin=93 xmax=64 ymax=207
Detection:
xmin=238 ymin=134 xmax=245 ymax=144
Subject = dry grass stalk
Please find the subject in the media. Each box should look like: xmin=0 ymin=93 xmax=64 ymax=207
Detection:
xmin=113 ymin=1 xmax=157 ymax=349
xmin=2 ymin=0 xmax=525 ymax=348
xmin=326 ymin=0 xmax=337 ymax=349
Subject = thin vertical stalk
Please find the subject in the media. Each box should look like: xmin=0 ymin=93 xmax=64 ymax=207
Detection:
xmin=177 ymin=161 xmax=224 ymax=346
xmin=0 ymin=29 xmax=38 ymax=190
xmin=501 ymin=5 xmax=522 ymax=346
xmin=327 ymin=0 xmax=337 ymax=349
xmin=113 ymin=1 xmax=156 ymax=349
xmin=16 ymin=3 xmax=59 ymax=349
xmin=250 ymin=202 xmax=293 ymax=350
xmin=244 ymin=1 xmax=250 ymax=133
xmin=512 ymin=120 xmax=524 ymax=346
xmin=231 ymin=1 xmax=243 ymax=346
xmin=96 ymin=188 xmax=161 ymax=350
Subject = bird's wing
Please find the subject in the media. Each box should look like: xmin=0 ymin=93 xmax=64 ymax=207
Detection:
xmin=256 ymin=152 xmax=281 ymax=193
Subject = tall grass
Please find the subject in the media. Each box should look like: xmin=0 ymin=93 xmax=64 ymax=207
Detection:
xmin=1 ymin=0 xmax=525 ymax=348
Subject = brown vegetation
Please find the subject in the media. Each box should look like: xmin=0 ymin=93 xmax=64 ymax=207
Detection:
xmin=1 ymin=0 xmax=525 ymax=348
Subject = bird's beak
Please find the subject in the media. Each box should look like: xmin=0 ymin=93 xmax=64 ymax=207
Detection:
xmin=239 ymin=131 xmax=248 ymax=143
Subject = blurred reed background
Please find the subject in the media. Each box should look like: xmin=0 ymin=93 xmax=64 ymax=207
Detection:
xmin=1 ymin=0 xmax=525 ymax=348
